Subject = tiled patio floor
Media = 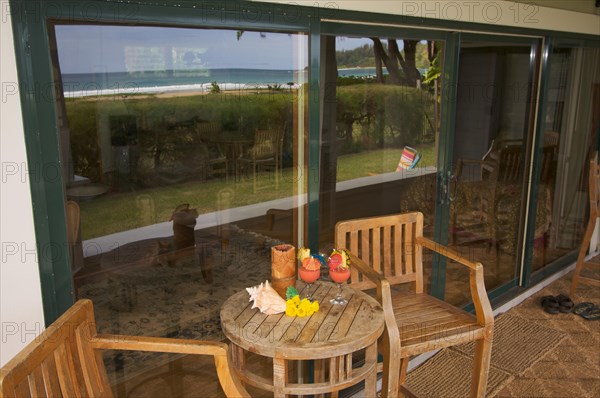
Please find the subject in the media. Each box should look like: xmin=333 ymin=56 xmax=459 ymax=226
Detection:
xmin=493 ymin=273 xmax=599 ymax=397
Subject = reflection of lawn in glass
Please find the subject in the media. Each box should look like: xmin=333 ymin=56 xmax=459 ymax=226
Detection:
xmin=80 ymin=145 xmax=435 ymax=239
xmin=336 ymin=146 xmax=434 ymax=181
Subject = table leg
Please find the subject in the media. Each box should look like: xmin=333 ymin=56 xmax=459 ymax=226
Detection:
xmin=273 ymin=356 xmax=288 ymax=398
xmin=314 ymin=359 xmax=325 ymax=398
xmin=364 ymin=342 xmax=378 ymax=396
xmin=230 ymin=344 xmax=245 ymax=371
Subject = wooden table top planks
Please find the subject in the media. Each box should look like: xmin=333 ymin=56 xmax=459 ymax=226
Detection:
xmin=220 ymin=281 xmax=384 ymax=360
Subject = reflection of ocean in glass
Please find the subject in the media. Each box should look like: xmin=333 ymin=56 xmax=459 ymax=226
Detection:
xmin=62 ymin=67 xmax=380 ymax=97
xmin=62 ymin=68 xmax=309 ymax=97
xmin=337 ymin=67 xmax=378 ymax=77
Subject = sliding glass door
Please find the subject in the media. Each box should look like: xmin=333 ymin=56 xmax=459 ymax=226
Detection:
xmin=317 ymin=24 xmax=448 ymax=295
xmin=530 ymin=44 xmax=600 ymax=277
xmin=448 ymin=35 xmax=542 ymax=304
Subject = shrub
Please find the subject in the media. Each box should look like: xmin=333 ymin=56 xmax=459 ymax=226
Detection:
xmin=336 ymin=84 xmax=435 ymax=153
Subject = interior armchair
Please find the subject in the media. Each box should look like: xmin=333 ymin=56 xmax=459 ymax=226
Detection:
xmin=451 ymin=140 xmax=525 ymax=252
xmin=237 ymin=127 xmax=283 ymax=192
xmin=452 ymin=140 xmax=557 ymax=265
xmin=335 ymin=212 xmax=494 ymax=398
xmin=0 ymin=299 xmax=249 ymax=398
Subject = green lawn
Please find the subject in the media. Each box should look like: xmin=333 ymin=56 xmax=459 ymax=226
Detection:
xmin=80 ymin=145 xmax=436 ymax=239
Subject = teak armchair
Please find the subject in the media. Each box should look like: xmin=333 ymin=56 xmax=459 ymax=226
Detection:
xmin=0 ymin=299 xmax=249 ymax=398
xmin=571 ymin=152 xmax=600 ymax=296
xmin=237 ymin=128 xmax=283 ymax=192
xmin=335 ymin=212 xmax=494 ymax=398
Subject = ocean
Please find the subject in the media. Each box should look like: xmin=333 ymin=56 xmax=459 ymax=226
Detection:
xmin=61 ymin=67 xmax=378 ymax=98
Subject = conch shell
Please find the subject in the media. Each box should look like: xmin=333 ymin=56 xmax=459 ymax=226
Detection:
xmin=246 ymin=280 xmax=286 ymax=315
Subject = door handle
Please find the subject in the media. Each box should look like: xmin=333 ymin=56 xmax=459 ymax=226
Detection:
xmin=448 ymin=173 xmax=457 ymax=202
xmin=440 ymin=172 xmax=456 ymax=204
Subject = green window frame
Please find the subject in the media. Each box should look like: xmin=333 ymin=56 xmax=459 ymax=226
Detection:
xmin=9 ymin=0 xmax=599 ymax=323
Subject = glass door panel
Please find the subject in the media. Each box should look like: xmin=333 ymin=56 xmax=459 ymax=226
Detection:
xmin=52 ymin=23 xmax=307 ymax=383
xmin=532 ymin=46 xmax=600 ymax=271
xmin=448 ymin=38 xmax=539 ymax=305
xmin=319 ymin=32 xmax=444 ymax=294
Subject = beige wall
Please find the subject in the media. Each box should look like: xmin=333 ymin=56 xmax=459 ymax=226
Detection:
xmin=0 ymin=9 xmax=46 ymax=366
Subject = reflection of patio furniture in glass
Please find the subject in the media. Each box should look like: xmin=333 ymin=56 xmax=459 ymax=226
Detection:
xmin=237 ymin=128 xmax=283 ymax=193
xmin=335 ymin=212 xmax=494 ymax=398
xmin=451 ymin=141 xmax=557 ymax=266
xmin=396 ymin=146 xmax=421 ymax=171
xmin=194 ymin=122 xmax=229 ymax=180
xmin=209 ymin=135 xmax=251 ymax=177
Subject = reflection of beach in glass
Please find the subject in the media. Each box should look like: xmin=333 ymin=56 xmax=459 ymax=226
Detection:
xmin=61 ymin=69 xmax=308 ymax=98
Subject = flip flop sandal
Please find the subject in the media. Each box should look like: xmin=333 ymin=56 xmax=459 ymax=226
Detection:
xmin=573 ymin=302 xmax=596 ymax=316
xmin=541 ymin=295 xmax=559 ymax=314
xmin=556 ymin=294 xmax=574 ymax=313
xmin=581 ymin=306 xmax=600 ymax=321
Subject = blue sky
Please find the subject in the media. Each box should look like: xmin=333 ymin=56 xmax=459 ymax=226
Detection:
xmin=56 ymin=26 xmax=307 ymax=73
xmin=55 ymin=25 xmax=372 ymax=74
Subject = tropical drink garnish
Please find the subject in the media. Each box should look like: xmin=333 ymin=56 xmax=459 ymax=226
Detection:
xmin=328 ymin=249 xmax=350 ymax=270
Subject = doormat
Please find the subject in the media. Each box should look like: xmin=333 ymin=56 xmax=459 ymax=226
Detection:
xmin=406 ymin=349 xmax=512 ymax=398
xmin=405 ymin=313 xmax=567 ymax=397
xmin=453 ymin=313 xmax=567 ymax=374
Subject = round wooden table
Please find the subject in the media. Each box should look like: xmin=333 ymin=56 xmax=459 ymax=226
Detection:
xmin=220 ymin=281 xmax=384 ymax=397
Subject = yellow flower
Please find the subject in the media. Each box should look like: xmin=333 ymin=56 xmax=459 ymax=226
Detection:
xmin=311 ymin=301 xmax=320 ymax=312
xmin=297 ymin=306 xmax=307 ymax=317
xmin=291 ymin=295 xmax=301 ymax=306
xmin=300 ymin=298 xmax=311 ymax=307
xmin=306 ymin=308 xmax=315 ymax=316
xmin=285 ymin=305 xmax=297 ymax=317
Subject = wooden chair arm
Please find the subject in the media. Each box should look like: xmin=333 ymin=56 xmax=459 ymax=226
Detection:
xmin=348 ymin=253 xmax=401 ymax=396
xmin=348 ymin=252 xmax=387 ymax=284
xmin=416 ymin=236 xmax=478 ymax=270
xmin=416 ymin=237 xmax=494 ymax=328
xmin=458 ymin=158 xmax=487 ymax=165
xmin=91 ymin=335 xmax=226 ymax=355
xmin=91 ymin=335 xmax=250 ymax=398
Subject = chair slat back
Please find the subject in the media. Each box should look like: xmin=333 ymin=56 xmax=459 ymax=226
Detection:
xmin=0 ymin=300 xmax=113 ymax=398
xmin=251 ymin=129 xmax=279 ymax=159
xmin=195 ymin=122 xmax=222 ymax=141
xmin=497 ymin=145 xmax=523 ymax=183
xmin=335 ymin=212 xmax=424 ymax=292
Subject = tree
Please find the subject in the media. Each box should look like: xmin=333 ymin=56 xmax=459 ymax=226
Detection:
xmin=370 ymin=38 xmax=422 ymax=87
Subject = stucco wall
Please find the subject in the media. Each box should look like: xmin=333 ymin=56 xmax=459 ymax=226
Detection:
xmin=0 ymin=6 xmax=46 ymax=366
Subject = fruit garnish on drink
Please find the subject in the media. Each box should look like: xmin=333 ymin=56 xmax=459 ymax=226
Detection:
xmin=328 ymin=249 xmax=350 ymax=270
xmin=298 ymin=247 xmax=326 ymax=271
